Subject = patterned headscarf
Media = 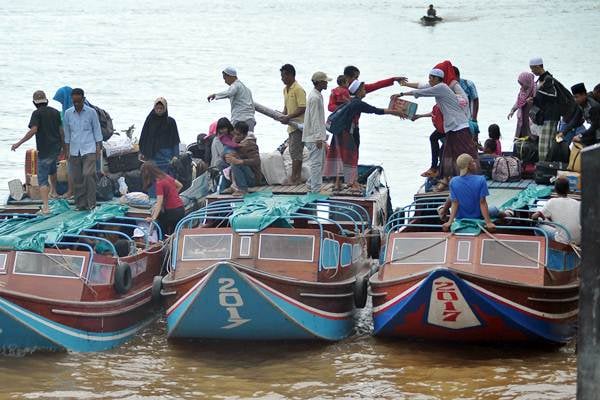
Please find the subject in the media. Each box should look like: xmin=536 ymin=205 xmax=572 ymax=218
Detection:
xmin=516 ymin=72 xmax=536 ymax=108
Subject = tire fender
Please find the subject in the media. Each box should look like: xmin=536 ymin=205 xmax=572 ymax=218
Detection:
xmin=152 ymin=275 xmax=163 ymax=306
xmin=114 ymin=262 xmax=133 ymax=295
xmin=353 ymin=273 xmax=368 ymax=309
xmin=368 ymin=231 xmax=382 ymax=260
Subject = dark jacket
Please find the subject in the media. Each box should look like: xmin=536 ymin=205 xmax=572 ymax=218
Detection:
xmin=581 ymin=105 xmax=600 ymax=146
xmin=534 ymin=71 xmax=577 ymax=122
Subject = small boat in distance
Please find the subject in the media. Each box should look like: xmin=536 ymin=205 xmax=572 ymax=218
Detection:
xmin=421 ymin=15 xmax=443 ymax=26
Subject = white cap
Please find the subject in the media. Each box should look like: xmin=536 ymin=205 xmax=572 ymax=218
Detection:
xmin=133 ymin=228 xmax=145 ymax=238
xmin=529 ymin=57 xmax=543 ymax=66
xmin=222 ymin=67 xmax=237 ymax=77
xmin=348 ymin=80 xmax=363 ymax=95
xmin=429 ymin=68 xmax=445 ymax=79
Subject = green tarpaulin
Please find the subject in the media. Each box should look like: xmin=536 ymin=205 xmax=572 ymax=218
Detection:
xmin=499 ymin=184 xmax=552 ymax=211
xmin=229 ymin=192 xmax=327 ymax=232
xmin=0 ymin=200 xmax=128 ymax=252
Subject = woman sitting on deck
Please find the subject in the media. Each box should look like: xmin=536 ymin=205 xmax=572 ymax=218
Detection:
xmin=142 ymin=162 xmax=184 ymax=235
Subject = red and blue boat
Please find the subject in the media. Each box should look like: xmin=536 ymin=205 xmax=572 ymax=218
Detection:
xmin=370 ymin=192 xmax=579 ymax=344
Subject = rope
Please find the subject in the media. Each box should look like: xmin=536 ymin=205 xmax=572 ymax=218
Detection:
xmin=47 ymin=245 xmax=98 ymax=297
xmin=380 ymin=234 xmax=452 ymax=268
xmin=478 ymin=225 xmax=548 ymax=268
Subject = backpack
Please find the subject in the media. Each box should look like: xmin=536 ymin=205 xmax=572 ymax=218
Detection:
xmin=513 ymin=137 xmax=539 ymax=163
xmin=170 ymin=152 xmax=193 ymax=190
xmin=492 ymin=156 xmax=522 ymax=182
xmin=96 ymin=175 xmax=115 ymax=201
xmin=88 ymin=102 xmax=116 ymax=141
xmin=547 ymin=139 xmax=570 ymax=163
xmin=326 ymin=99 xmax=360 ymax=135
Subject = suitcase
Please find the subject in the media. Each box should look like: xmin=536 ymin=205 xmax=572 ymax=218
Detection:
xmin=479 ymin=154 xmax=495 ymax=179
xmin=106 ymin=151 xmax=141 ymax=173
xmin=124 ymin=170 xmax=144 ymax=193
xmin=25 ymin=149 xmax=38 ymax=176
xmin=534 ymin=161 xmax=568 ymax=185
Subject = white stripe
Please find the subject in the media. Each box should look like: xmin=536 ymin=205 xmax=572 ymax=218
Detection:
xmin=465 ymin=281 xmax=578 ymax=319
xmin=371 ymin=279 xmax=426 ymax=313
xmin=0 ymin=297 xmax=153 ymax=342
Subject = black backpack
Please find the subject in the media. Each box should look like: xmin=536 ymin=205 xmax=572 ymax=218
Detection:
xmin=513 ymin=137 xmax=539 ymax=163
xmin=170 ymin=152 xmax=193 ymax=190
xmin=88 ymin=102 xmax=116 ymax=141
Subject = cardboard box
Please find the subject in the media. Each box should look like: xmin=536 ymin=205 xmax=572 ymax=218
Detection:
xmin=557 ymin=170 xmax=581 ymax=192
xmin=27 ymin=184 xmax=41 ymax=200
xmin=389 ymin=96 xmax=418 ymax=119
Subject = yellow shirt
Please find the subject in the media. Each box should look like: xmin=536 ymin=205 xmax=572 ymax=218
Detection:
xmin=283 ymin=81 xmax=306 ymax=133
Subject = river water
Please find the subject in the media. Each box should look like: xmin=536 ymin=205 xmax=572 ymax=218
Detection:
xmin=1 ymin=0 xmax=597 ymax=398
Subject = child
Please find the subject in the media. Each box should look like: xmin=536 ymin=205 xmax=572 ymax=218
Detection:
xmin=483 ymin=138 xmax=497 ymax=155
xmin=488 ymin=124 xmax=502 ymax=156
xmin=327 ymin=75 xmax=350 ymax=112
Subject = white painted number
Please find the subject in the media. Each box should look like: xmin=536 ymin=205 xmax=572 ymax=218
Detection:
xmin=218 ymin=278 xmax=250 ymax=329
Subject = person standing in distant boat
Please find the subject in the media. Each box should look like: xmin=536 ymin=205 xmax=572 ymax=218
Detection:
xmin=427 ymin=4 xmax=437 ymax=17
xmin=507 ymin=72 xmax=536 ymax=138
xmin=139 ymin=97 xmax=181 ymax=173
xmin=63 ymin=88 xmax=103 ymax=211
xmin=279 ymin=64 xmax=306 ymax=185
xmin=11 ymin=90 xmax=64 ymax=214
xmin=207 ymin=67 xmax=256 ymax=133
xmin=303 ymin=71 xmax=331 ymax=193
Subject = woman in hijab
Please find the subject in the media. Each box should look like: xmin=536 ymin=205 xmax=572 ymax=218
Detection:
xmin=139 ymin=97 xmax=181 ymax=173
xmin=507 ymin=72 xmax=536 ymax=138
xmin=324 ymin=80 xmax=401 ymax=191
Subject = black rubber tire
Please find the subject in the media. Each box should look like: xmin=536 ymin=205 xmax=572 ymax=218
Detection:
xmin=152 ymin=275 xmax=163 ymax=306
xmin=368 ymin=232 xmax=382 ymax=260
xmin=114 ymin=263 xmax=133 ymax=295
xmin=354 ymin=274 xmax=368 ymax=309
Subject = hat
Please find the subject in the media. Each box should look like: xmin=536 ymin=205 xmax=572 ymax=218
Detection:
xmin=223 ymin=66 xmax=237 ymax=77
xmin=348 ymin=80 xmax=363 ymax=95
xmin=429 ymin=68 xmax=444 ymax=79
xmin=32 ymin=90 xmax=48 ymax=104
xmin=133 ymin=228 xmax=145 ymax=238
xmin=529 ymin=57 xmax=543 ymax=67
xmin=571 ymin=82 xmax=587 ymax=95
xmin=311 ymin=71 xmax=332 ymax=82
xmin=456 ymin=153 xmax=473 ymax=176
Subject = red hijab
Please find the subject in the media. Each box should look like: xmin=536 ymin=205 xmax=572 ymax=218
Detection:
xmin=434 ymin=60 xmax=458 ymax=86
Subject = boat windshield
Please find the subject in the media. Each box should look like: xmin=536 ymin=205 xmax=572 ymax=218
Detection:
xmin=182 ymin=234 xmax=233 ymax=261
xmin=480 ymin=239 xmax=540 ymax=268
xmin=0 ymin=253 xmax=6 ymax=273
xmin=13 ymin=251 xmax=85 ymax=278
xmin=258 ymin=234 xmax=315 ymax=262
xmin=390 ymin=237 xmax=447 ymax=264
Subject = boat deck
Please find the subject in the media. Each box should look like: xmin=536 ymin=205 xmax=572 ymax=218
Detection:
xmin=215 ymin=182 xmax=379 ymax=199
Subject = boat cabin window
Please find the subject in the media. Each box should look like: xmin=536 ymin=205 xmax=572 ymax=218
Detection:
xmin=258 ymin=234 xmax=314 ymax=262
xmin=13 ymin=252 xmax=85 ymax=278
xmin=321 ymin=238 xmax=340 ymax=269
xmin=0 ymin=253 xmax=6 ymax=273
xmin=456 ymin=241 xmax=471 ymax=263
xmin=481 ymin=239 xmax=540 ymax=268
xmin=182 ymin=234 xmax=233 ymax=261
xmin=391 ymin=238 xmax=447 ymax=264
xmin=88 ymin=263 xmax=113 ymax=284
xmin=340 ymin=243 xmax=352 ymax=267
xmin=239 ymin=236 xmax=252 ymax=257
xmin=352 ymin=244 xmax=362 ymax=262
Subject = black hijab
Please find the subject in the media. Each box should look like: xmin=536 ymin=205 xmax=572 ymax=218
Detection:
xmin=139 ymin=97 xmax=181 ymax=159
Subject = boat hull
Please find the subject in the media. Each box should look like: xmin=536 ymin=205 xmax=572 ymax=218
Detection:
xmin=371 ymin=268 xmax=577 ymax=344
xmin=165 ymin=262 xmax=356 ymax=341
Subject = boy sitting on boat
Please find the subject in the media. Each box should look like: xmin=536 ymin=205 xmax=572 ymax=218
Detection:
xmin=223 ymin=121 xmax=265 ymax=196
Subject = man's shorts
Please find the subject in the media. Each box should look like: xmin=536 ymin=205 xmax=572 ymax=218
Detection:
xmin=288 ymin=129 xmax=304 ymax=161
xmin=37 ymin=157 xmax=58 ymax=187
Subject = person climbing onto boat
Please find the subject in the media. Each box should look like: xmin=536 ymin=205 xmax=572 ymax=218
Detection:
xmin=207 ymin=67 xmax=257 ymax=132
xmin=441 ymin=153 xmax=496 ymax=232
xmin=399 ymin=68 xmax=478 ymax=191
xmin=142 ymin=162 xmax=184 ymax=235
xmin=411 ymin=104 xmax=445 ymax=178
xmin=224 ymin=121 xmax=264 ymax=196
xmin=11 ymin=90 xmax=64 ymax=214
xmin=279 ymin=64 xmax=306 ymax=185
xmin=139 ymin=97 xmax=181 ymax=174
xmin=324 ymin=80 xmax=403 ymax=191
xmin=427 ymin=4 xmax=437 ymax=17
xmin=531 ymin=176 xmax=581 ymax=245
xmin=507 ymin=72 xmax=536 ymax=138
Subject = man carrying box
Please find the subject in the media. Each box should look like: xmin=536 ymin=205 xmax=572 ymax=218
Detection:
xmin=12 ymin=90 xmax=64 ymax=214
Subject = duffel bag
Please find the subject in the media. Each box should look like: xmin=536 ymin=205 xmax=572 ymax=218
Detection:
xmin=513 ymin=137 xmax=539 ymax=163
xmin=107 ymin=151 xmax=142 ymax=173
xmin=492 ymin=156 xmax=522 ymax=182
xmin=534 ymin=161 xmax=568 ymax=185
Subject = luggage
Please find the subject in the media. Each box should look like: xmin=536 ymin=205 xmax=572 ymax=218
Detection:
xmin=170 ymin=152 xmax=193 ymax=190
xmin=106 ymin=151 xmax=141 ymax=173
xmin=25 ymin=149 xmax=38 ymax=176
xmin=547 ymin=139 xmax=570 ymax=163
xmin=260 ymin=152 xmax=287 ymax=185
xmin=492 ymin=156 xmax=522 ymax=182
xmin=96 ymin=175 xmax=115 ymax=201
xmin=479 ymin=154 xmax=495 ymax=179
xmin=326 ymin=98 xmax=359 ymax=135
xmin=513 ymin=137 xmax=539 ymax=163
xmin=124 ymin=170 xmax=144 ymax=193
xmin=567 ymin=142 xmax=583 ymax=172
xmin=534 ymin=161 xmax=568 ymax=185
xmin=529 ymin=105 xmax=544 ymax=126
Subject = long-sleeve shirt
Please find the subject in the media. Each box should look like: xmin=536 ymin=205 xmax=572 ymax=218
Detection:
xmin=214 ymin=79 xmax=255 ymax=124
xmin=303 ymin=88 xmax=326 ymax=142
xmin=237 ymin=135 xmax=263 ymax=181
xmin=63 ymin=104 xmax=102 ymax=156
xmin=328 ymin=86 xmax=350 ymax=112
xmin=407 ymin=83 xmax=470 ymax=133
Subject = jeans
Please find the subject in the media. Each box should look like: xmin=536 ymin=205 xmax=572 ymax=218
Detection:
xmin=231 ymin=164 xmax=256 ymax=191
xmin=38 ymin=157 xmax=58 ymax=187
xmin=430 ymin=130 xmax=445 ymax=169
xmin=304 ymin=142 xmax=325 ymax=193
xmin=559 ymin=120 xmax=586 ymax=145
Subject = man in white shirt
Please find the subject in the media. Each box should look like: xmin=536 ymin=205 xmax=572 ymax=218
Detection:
xmin=532 ymin=177 xmax=581 ymax=244
xmin=303 ymin=72 xmax=331 ymax=193
xmin=207 ymin=67 xmax=256 ymax=132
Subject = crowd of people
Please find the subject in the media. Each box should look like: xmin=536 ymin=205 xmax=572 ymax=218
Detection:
xmin=12 ymin=58 xmax=596 ymax=243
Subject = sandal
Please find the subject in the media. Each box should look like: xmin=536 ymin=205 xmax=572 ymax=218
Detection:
xmin=420 ymin=168 xmax=439 ymax=178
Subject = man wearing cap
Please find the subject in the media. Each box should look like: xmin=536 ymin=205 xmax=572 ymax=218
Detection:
xmin=207 ymin=67 xmax=256 ymax=132
xmin=528 ymin=57 xmax=577 ymax=159
xmin=11 ymin=90 xmax=64 ymax=214
xmin=279 ymin=64 xmax=306 ymax=185
xmin=441 ymin=153 xmax=496 ymax=232
xmin=303 ymin=71 xmax=331 ymax=193
xmin=63 ymin=88 xmax=103 ymax=211
xmin=557 ymin=83 xmax=598 ymax=144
